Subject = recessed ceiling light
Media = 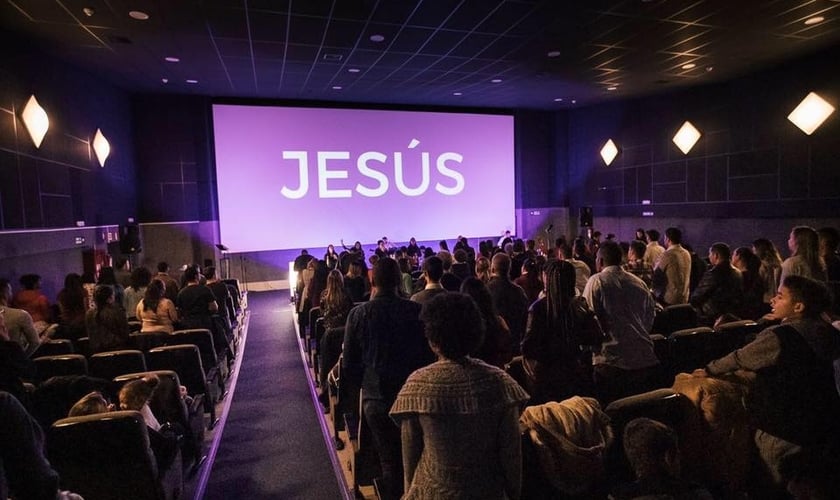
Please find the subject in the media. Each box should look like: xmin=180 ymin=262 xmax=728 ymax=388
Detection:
xmin=554 ymin=98 xmax=563 ymax=102
xmin=607 ymin=86 xmax=617 ymax=91
xmin=706 ymin=66 xmax=714 ymax=72
xmin=681 ymin=63 xmax=696 ymax=70
xmin=348 ymin=68 xmax=360 ymax=73
xmin=804 ymin=16 xmax=824 ymax=25
xmin=128 ymin=10 xmax=149 ymax=20
xmin=453 ymin=92 xmax=462 ymax=96
xmin=332 ymin=86 xmax=342 ymax=90
xmin=186 ymin=79 xmax=198 ymax=84
xmin=547 ymin=50 xmax=561 ymax=58
xmin=369 ymin=34 xmax=385 ymax=42
xmin=491 ymin=78 xmax=502 ymax=83
xmin=571 ymin=99 xmax=577 ymax=104
xmin=161 ymin=78 xmax=168 ymax=84
xmin=165 ymin=57 xmax=180 ymax=63
xmin=82 ymin=7 xmax=94 ymax=17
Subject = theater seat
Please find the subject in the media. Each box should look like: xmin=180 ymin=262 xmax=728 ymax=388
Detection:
xmin=130 ymin=332 xmax=169 ymax=352
xmin=668 ymin=327 xmax=720 ymax=375
xmin=166 ymin=329 xmax=226 ymax=398
xmin=34 ymin=354 xmax=88 ymax=383
xmin=48 ymin=410 xmax=182 ymax=500
xmin=32 ymin=339 xmax=74 ymax=358
xmin=146 ymin=345 xmax=217 ymax=429
xmin=114 ymin=370 xmax=206 ymax=473
xmin=652 ymin=304 xmax=698 ymax=337
xmin=714 ymin=319 xmax=762 ymax=352
xmin=89 ymin=350 xmax=147 ymax=381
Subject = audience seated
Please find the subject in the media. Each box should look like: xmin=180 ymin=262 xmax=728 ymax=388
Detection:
xmin=13 ymin=273 xmax=53 ymax=335
xmin=0 ymin=311 xmax=36 ymax=405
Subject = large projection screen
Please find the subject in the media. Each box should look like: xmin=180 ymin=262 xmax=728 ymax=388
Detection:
xmin=212 ymin=104 xmax=515 ymax=252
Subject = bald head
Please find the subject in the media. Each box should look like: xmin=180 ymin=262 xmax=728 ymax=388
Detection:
xmin=491 ymin=253 xmax=512 ymax=279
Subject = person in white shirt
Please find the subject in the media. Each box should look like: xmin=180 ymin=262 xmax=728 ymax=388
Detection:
xmin=583 ymin=241 xmax=660 ymax=405
xmin=556 ymin=243 xmax=591 ymax=295
xmin=643 ymin=229 xmax=665 ymax=268
xmin=651 ymin=227 xmax=692 ymax=305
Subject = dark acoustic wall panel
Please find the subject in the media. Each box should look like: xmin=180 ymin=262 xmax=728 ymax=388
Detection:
xmin=566 ymin=43 xmax=840 ymax=219
xmin=0 ymin=38 xmax=137 ymax=231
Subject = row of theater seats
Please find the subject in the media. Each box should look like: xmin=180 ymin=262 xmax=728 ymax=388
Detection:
xmin=297 ymin=302 xmax=768 ymax=498
xmin=29 ymin=283 xmax=247 ymax=500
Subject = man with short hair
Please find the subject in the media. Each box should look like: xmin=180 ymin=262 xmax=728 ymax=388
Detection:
xmin=343 ymin=258 xmax=434 ymax=500
xmin=643 ymin=229 xmax=665 ymax=268
xmin=690 ymin=243 xmax=743 ymax=325
xmin=487 ymin=253 xmax=529 ymax=348
xmin=818 ymin=226 xmax=840 ymax=281
xmin=410 ymin=256 xmax=447 ymax=305
xmin=556 ymin=244 xmax=591 ymax=295
xmin=583 ymin=241 xmax=659 ymax=405
xmin=652 ymin=227 xmax=692 ymax=305
xmin=155 ymin=262 xmax=180 ymax=303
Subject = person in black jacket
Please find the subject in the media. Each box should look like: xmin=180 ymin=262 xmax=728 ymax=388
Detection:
xmin=690 ymin=243 xmax=743 ymax=325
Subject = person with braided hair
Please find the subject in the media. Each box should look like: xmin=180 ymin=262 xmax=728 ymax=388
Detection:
xmin=520 ymin=260 xmax=602 ymax=404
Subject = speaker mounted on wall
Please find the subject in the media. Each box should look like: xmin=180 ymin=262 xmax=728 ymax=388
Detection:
xmin=118 ymin=224 xmax=142 ymax=254
xmin=579 ymin=206 xmax=594 ymax=227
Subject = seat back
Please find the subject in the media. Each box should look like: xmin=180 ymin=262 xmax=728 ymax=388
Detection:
xmin=604 ymin=389 xmax=695 ymax=487
xmin=714 ymin=319 xmax=762 ymax=352
xmin=89 ymin=350 xmax=147 ymax=380
xmin=73 ymin=337 xmax=91 ymax=358
xmin=166 ymin=329 xmax=219 ymax=376
xmin=128 ymin=320 xmax=143 ymax=333
xmin=34 ymin=354 xmax=89 ymax=383
xmin=48 ymin=410 xmax=165 ymax=500
xmin=652 ymin=304 xmax=698 ymax=336
xmin=33 ymin=338 xmax=75 ymax=358
xmin=146 ymin=345 xmax=208 ymax=399
xmin=668 ymin=327 xmax=720 ymax=375
xmin=130 ymin=332 xmax=169 ymax=352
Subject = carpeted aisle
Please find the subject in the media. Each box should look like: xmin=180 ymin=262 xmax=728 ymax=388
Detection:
xmin=204 ymin=290 xmax=343 ymax=499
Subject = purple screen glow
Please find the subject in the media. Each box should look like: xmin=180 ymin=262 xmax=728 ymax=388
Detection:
xmin=212 ymin=104 xmax=515 ymax=252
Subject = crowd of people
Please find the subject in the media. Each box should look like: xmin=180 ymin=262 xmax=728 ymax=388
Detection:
xmin=0 ymin=258 xmax=243 ymax=499
xmin=295 ymin=225 xmax=840 ymax=499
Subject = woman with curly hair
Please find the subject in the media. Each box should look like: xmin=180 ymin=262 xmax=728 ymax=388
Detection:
xmin=390 ymin=292 xmax=529 ymax=500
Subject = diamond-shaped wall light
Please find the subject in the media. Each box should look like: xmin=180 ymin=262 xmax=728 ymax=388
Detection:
xmin=600 ymin=139 xmax=618 ymax=165
xmin=787 ymin=92 xmax=835 ymax=135
xmin=672 ymin=121 xmax=701 ymax=154
xmin=93 ymin=129 xmax=110 ymax=167
xmin=21 ymin=95 xmax=49 ymax=148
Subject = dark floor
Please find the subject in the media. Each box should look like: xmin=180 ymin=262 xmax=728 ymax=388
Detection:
xmin=204 ymin=291 xmax=343 ymax=499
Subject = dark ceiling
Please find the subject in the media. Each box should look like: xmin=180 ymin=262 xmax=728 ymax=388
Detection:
xmin=4 ymin=0 xmax=840 ymax=110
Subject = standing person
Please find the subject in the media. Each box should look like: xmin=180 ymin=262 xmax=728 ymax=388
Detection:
xmin=410 ymin=256 xmax=447 ymax=305
xmin=136 ymin=280 xmax=178 ymax=334
xmin=390 ymin=292 xmax=529 ymax=500
xmin=652 ymin=227 xmax=692 ymax=305
xmin=317 ymin=270 xmax=355 ymax=407
xmin=583 ymin=241 xmax=659 ymax=405
xmin=460 ymin=277 xmax=514 ymax=368
xmin=643 ymin=229 xmax=665 ymax=269
xmin=817 ymin=227 xmax=840 ymax=281
xmin=343 ymin=261 xmax=367 ymax=303
xmin=514 ymin=259 xmax=544 ymax=305
xmin=123 ymin=267 xmax=152 ymax=319
xmin=780 ymin=226 xmax=827 ymax=285
xmin=204 ymin=266 xmax=233 ymax=338
xmin=0 ymin=279 xmax=40 ymax=357
xmin=487 ymin=253 xmax=530 ymax=349
xmin=696 ymin=276 xmax=840 ymax=499
xmin=55 ymin=273 xmax=88 ymax=342
xmin=154 ymin=262 xmax=180 ymax=303
xmin=86 ymin=285 xmax=130 ymax=354
xmin=176 ymin=266 xmax=218 ymax=331
xmin=733 ymin=247 xmax=768 ymax=320
xmin=97 ymin=267 xmax=125 ymax=312
xmin=324 ymin=244 xmax=340 ymax=271
xmin=753 ymin=238 xmax=783 ymax=304
xmin=521 ymin=260 xmax=601 ymax=404
xmin=342 ymin=258 xmax=434 ymax=500
xmin=690 ymin=243 xmax=744 ymax=326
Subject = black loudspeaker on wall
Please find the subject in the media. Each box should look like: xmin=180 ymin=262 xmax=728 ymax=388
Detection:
xmin=119 ymin=224 xmax=142 ymax=254
xmin=579 ymin=206 xmax=594 ymax=227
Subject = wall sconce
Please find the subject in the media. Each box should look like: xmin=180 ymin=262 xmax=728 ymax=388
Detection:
xmin=788 ymin=92 xmax=835 ymax=135
xmin=672 ymin=121 xmax=701 ymax=154
xmin=21 ymin=95 xmax=50 ymax=148
xmin=600 ymin=139 xmax=619 ymax=166
xmin=93 ymin=128 xmax=110 ymax=167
